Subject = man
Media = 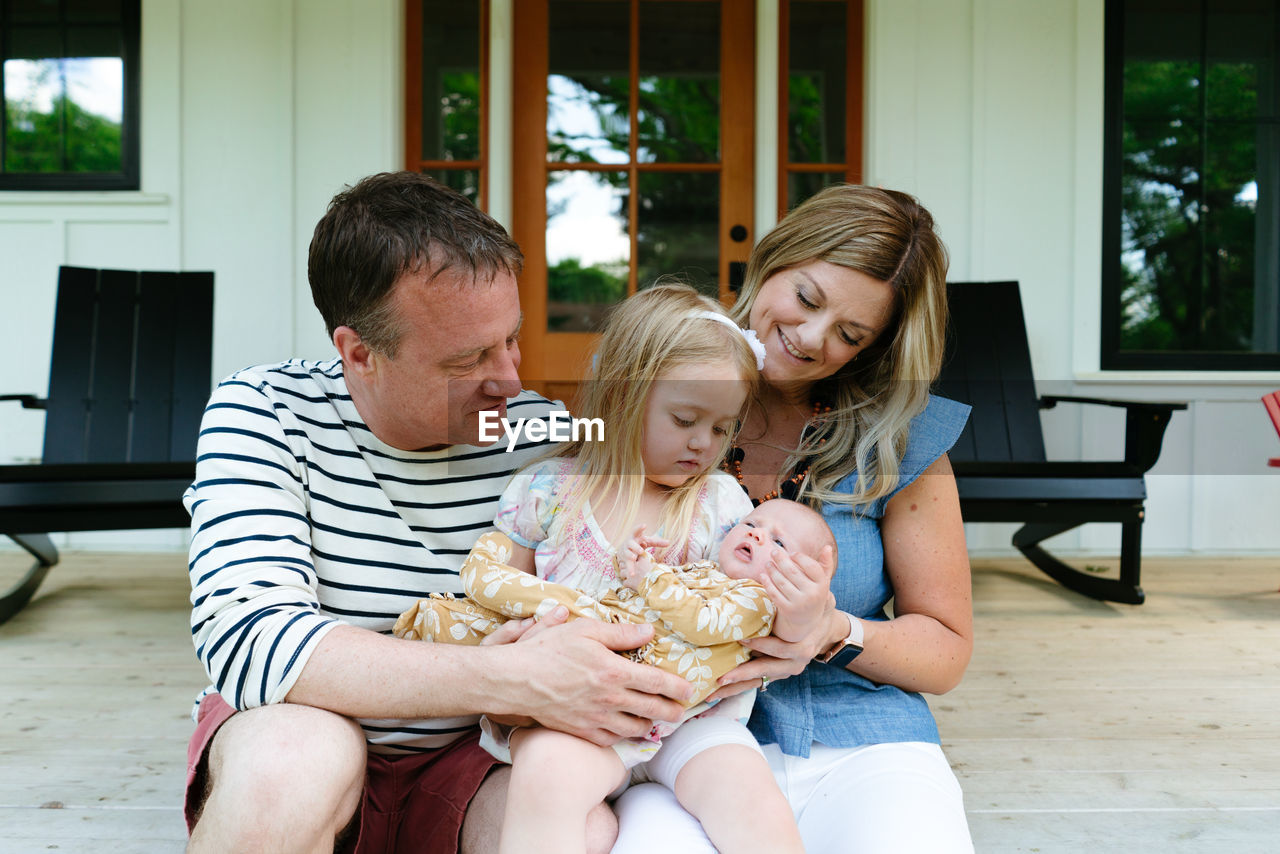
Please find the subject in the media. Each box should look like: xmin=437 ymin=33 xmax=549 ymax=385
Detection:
xmin=184 ymin=172 xmax=692 ymax=853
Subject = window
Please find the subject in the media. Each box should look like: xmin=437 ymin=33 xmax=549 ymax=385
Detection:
xmin=405 ymin=0 xmax=487 ymax=207
xmin=1102 ymin=0 xmax=1280 ymax=370
xmin=0 ymin=0 xmax=139 ymax=190
xmin=778 ymin=0 xmax=863 ymax=215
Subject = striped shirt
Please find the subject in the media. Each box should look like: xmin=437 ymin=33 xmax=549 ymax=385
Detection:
xmin=184 ymin=358 xmax=560 ymax=753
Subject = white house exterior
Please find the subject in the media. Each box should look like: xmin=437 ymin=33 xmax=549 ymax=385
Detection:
xmin=2 ymin=0 xmax=1277 ymax=554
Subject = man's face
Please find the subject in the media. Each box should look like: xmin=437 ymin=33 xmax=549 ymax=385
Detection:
xmin=357 ymin=266 xmax=523 ymax=450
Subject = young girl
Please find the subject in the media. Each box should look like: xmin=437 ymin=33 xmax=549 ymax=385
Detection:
xmin=397 ymin=284 xmax=805 ymax=854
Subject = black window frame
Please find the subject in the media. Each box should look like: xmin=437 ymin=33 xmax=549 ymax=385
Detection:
xmin=1101 ymin=0 xmax=1280 ymax=371
xmin=0 ymin=0 xmax=141 ymax=191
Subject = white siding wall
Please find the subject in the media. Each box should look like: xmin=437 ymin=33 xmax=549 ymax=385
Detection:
xmin=0 ymin=0 xmax=400 ymax=548
xmin=1 ymin=0 xmax=1275 ymax=553
xmin=866 ymin=0 xmax=1280 ymax=555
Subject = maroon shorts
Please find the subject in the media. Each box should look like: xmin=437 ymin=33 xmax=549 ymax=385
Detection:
xmin=185 ymin=693 xmax=500 ymax=854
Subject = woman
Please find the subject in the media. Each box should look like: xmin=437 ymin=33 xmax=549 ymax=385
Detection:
xmin=611 ymin=184 xmax=975 ymax=853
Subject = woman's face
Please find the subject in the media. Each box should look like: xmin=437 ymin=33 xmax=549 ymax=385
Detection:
xmin=748 ymin=260 xmax=895 ymax=392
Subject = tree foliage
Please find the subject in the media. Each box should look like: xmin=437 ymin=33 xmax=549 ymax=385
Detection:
xmin=4 ymin=60 xmax=122 ymax=174
xmin=547 ymin=73 xmax=720 ymax=302
xmin=1120 ymin=60 xmax=1262 ymax=352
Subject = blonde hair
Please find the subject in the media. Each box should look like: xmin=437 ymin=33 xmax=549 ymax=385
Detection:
xmin=553 ymin=284 xmax=761 ymax=559
xmin=729 ymin=184 xmax=950 ymax=510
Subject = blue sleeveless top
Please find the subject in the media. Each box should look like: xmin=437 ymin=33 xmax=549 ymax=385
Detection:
xmin=747 ymin=394 xmax=971 ymax=758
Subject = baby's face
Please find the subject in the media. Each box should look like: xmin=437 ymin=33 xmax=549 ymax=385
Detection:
xmin=717 ymin=500 xmax=824 ymax=582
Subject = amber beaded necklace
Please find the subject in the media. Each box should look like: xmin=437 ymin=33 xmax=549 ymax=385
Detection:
xmin=725 ymin=400 xmax=831 ymax=504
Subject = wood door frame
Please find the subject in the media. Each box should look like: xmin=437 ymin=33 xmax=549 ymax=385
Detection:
xmin=777 ymin=0 xmax=864 ymax=218
xmin=512 ymin=0 xmax=755 ymax=391
xmin=404 ymin=0 xmax=490 ymax=207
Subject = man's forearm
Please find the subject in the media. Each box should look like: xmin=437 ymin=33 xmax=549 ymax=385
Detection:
xmin=282 ymin=618 xmax=696 ymax=747
xmin=284 ymin=624 xmax=510 ymax=719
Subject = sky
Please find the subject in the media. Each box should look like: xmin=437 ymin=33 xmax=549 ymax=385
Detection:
xmin=545 ymin=74 xmax=630 ymax=267
xmin=3 ymin=57 xmax=123 ymax=123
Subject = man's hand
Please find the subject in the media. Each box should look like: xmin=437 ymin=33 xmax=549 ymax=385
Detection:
xmin=485 ymin=606 xmax=692 ymax=746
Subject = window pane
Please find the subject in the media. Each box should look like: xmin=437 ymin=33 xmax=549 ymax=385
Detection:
xmin=1119 ymin=117 xmax=1200 ymax=351
xmin=637 ymin=170 xmax=718 ymax=298
xmin=424 ymin=168 xmax=480 ymax=207
xmin=6 ymin=24 xmax=62 ymax=59
xmin=1113 ymin=0 xmax=1280 ymax=362
xmin=8 ymin=0 xmax=60 ymax=24
xmin=420 ymin=0 xmax=480 ymax=161
xmin=546 ymin=170 xmax=629 ymax=332
xmin=1206 ymin=1 xmax=1275 ymax=121
xmin=548 ymin=0 xmax=629 ymax=165
xmin=788 ymin=0 xmax=846 ymax=164
xmin=66 ymin=0 xmax=123 ymax=23
xmin=4 ymin=55 xmax=123 ymax=174
xmin=787 ymin=170 xmax=843 ymax=212
xmin=4 ymin=58 xmax=64 ymax=171
xmin=1201 ymin=122 xmax=1262 ymax=350
xmin=637 ymin=1 xmax=719 ymax=164
xmin=1123 ymin=0 xmax=1200 ymax=66
xmin=4 ymin=19 xmax=124 ymax=175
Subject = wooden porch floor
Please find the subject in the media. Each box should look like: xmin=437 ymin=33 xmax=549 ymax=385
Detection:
xmin=1 ymin=550 xmax=1277 ymax=852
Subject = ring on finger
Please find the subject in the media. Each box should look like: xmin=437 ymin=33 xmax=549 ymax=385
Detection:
xmin=760 ymin=675 xmax=770 ymax=692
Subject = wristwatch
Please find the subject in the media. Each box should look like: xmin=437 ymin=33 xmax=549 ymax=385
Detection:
xmin=815 ymin=610 xmax=864 ymax=667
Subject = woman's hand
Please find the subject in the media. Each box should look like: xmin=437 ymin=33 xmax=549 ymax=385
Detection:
xmin=703 ymin=604 xmax=840 ymax=703
xmin=761 ymin=544 xmax=835 ymax=643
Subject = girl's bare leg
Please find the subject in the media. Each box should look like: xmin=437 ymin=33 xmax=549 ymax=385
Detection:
xmin=674 ymin=744 xmax=805 ymax=854
xmin=500 ymin=728 xmax=629 ymax=854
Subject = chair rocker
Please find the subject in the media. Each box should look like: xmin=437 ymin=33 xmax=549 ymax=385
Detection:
xmin=937 ymin=281 xmax=1186 ymax=605
xmin=0 ymin=266 xmax=213 ymax=624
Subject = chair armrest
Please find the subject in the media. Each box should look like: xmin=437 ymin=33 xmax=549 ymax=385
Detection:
xmin=1039 ymin=395 xmax=1187 ymax=473
xmin=0 ymin=394 xmax=47 ymax=410
xmin=1040 ymin=394 xmax=1188 ymax=413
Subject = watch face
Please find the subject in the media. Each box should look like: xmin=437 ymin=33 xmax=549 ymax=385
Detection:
xmin=827 ymin=642 xmax=864 ymax=668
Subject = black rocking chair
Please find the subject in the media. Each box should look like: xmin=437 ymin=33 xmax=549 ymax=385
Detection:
xmin=937 ymin=281 xmax=1186 ymax=605
xmin=0 ymin=266 xmax=213 ymax=624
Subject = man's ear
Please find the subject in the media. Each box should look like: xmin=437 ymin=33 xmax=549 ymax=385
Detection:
xmin=333 ymin=326 xmax=376 ymax=376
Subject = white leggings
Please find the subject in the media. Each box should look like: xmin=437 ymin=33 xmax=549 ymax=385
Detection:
xmin=611 ymin=741 xmax=974 ymax=854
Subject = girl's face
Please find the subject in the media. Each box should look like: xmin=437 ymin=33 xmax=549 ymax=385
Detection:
xmin=748 ymin=260 xmax=896 ymax=394
xmin=641 ymin=360 xmax=748 ymax=491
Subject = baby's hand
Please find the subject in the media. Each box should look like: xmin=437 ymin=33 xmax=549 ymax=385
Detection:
xmin=618 ymin=524 xmax=669 ymax=590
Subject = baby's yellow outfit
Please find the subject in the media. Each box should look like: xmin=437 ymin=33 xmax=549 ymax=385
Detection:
xmin=393 ymin=531 xmax=775 ymax=766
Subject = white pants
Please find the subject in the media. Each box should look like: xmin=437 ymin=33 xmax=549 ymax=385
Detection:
xmin=611 ymin=741 xmax=974 ymax=854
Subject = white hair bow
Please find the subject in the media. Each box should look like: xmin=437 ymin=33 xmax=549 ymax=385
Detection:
xmin=691 ymin=310 xmax=767 ymax=371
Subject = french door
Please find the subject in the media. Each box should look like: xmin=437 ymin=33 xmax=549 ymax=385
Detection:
xmin=511 ymin=0 xmax=755 ymax=399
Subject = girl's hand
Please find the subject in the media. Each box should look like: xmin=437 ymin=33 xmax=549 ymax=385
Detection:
xmin=761 ymin=544 xmax=835 ymax=642
xmin=617 ymin=524 xmax=670 ymax=590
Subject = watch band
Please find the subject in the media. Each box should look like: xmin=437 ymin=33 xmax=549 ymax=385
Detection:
xmin=816 ymin=610 xmax=864 ymax=667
